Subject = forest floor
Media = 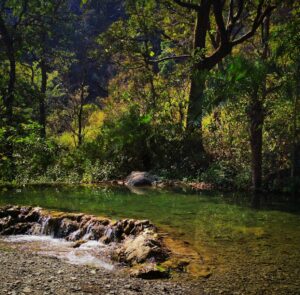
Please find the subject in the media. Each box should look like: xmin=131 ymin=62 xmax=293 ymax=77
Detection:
xmin=0 ymin=241 xmax=203 ymax=295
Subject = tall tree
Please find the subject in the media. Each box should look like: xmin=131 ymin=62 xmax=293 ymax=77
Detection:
xmin=168 ymin=0 xmax=276 ymax=146
xmin=0 ymin=0 xmax=29 ymax=157
xmin=27 ymin=0 xmax=74 ymax=139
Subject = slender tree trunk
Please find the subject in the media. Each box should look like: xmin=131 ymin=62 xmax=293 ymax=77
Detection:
xmin=78 ymin=104 xmax=83 ymax=147
xmin=6 ymin=53 xmax=16 ymax=130
xmin=250 ymin=16 xmax=270 ymax=207
xmin=0 ymin=17 xmax=14 ymax=128
xmin=3 ymin=52 xmax=16 ymax=172
xmin=249 ymin=94 xmax=264 ymax=193
xmin=186 ymin=8 xmax=210 ymax=148
xmin=291 ymin=67 xmax=299 ymax=201
xmin=77 ymin=84 xmax=84 ymax=147
xmin=39 ymin=59 xmax=47 ymax=139
xmin=0 ymin=17 xmax=16 ymax=168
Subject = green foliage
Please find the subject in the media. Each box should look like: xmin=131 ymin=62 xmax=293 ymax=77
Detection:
xmin=0 ymin=122 xmax=58 ymax=184
xmin=0 ymin=0 xmax=298 ymax=196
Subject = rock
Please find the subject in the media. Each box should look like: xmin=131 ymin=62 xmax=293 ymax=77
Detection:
xmin=6 ymin=206 xmax=21 ymax=218
xmin=56 ymin=218 xmax=79 ymax=238
xmin=22 ymin=287 xmax=32 ymax=293
xmin=0 ymin=205 xmax=171 ymax=273
xmin=1 ymin=222 xmax=33 ymax=235
xmin=130 ymin=264 xmax=170 ymax=279
xmin=23 ymin=209 xmax=40 ymax=223
xmin=125 ymin=172 xmax=159 ymax=187
xmin=72 ymin=240 xmax=86 ymax=248
xmin=114 ymin=229 xmax=169 ymax=265
xmin=67 ymin=229 xmax=84 ymax=241
xmin=124 ymin=220 xmax=135 ymax=235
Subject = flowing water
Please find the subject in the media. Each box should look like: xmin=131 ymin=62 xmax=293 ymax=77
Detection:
xmin=2 ymin=235 xmax=114 ymax=270
xmin=0 ymin=185 xmax=299 ymax=294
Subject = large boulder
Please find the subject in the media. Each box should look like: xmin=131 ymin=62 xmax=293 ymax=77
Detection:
xmin=125 ymin=171 xmax=159 ymax=187
xmin=113 ymin=229 xmax=169 ymax=265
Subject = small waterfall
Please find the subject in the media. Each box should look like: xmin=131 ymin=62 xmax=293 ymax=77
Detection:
xmin=104 ymin=227 xmax=114 ymax=242
xmin=82 ymin=222 xmax=94 ymax=240
xmin=68 ymin=229 xmax=82 ymax=241
xmin=39 ymin=216 xmax=51 ymax=235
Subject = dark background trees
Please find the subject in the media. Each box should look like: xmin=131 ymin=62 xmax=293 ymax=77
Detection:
xmin=0 ymin=0 xmax=299 ymax=198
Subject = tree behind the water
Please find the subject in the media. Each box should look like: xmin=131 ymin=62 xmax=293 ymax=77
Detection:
xmin=0 ymin=0 xmax=298 ymax=194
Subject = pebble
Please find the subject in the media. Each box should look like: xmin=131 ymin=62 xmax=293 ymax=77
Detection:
xmin=23 ymin=287 xmax=32 ymax=293
xmin=0 ymin=244 xmax=199 ymax=295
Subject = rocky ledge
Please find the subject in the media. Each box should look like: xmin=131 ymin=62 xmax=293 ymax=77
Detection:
xmin=0 ymin=205 xmax=170 ymax=278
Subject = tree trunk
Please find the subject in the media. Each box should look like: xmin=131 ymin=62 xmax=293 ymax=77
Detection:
xmin=77 ymin=84 xmax=84 ymax=147
xmin=186 ymin=77 xmax=205 ymax=141
xmin=250 ymin=15 xmax=270 ymax=207
xmin=249 ymin=96 xmax=264 ymax=195
xmin=0 ymin=26 xmax=16 ymax=167
xmin=6 ymin=54 xmax=15 ymax=128
xmin=3 ymin=52 xmax=16 ymax=172
xmin=291 ymin=66 xmax=299 ymax=201
xmin=186 ymin=8 xmax=210 ymax=147
xmin=39 ymin=59 xmax=47 ymax=139
xmin=78 ymin=104 xmax=83 ymax=147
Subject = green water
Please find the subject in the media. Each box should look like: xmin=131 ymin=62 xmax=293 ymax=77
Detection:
xmin=0 ymin=185 xmax=299 ymax=293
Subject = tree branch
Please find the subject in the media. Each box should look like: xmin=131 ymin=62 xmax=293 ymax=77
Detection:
xmin=149 ymin=54 xmax=191 ymax=63
xmin=226 ymin=0 xmax=244 ymax=34
xmin=173 ymin=0 xmax=201 ymax=11
xmin=213 ymin=0 xmax=228 ymax=44
xmin=231 ymin=3 xmax=275 ymax=46
xmin=226 ymin=0 xmax=234 ymax=29
xmin=14 ymin=0 xmax=29 ymax=29
xmin=233 ymin=0 xmax=244 ymax=23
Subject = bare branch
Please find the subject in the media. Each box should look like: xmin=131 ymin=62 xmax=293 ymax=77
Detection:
xmin=149 ymin=54 xmax=191 ymax=63
xmin=231 ymin=4 xmax=276 ymax=46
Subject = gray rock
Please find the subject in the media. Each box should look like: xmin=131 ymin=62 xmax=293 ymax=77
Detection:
xmin=125 ymin=171 xmax=160 ymax=187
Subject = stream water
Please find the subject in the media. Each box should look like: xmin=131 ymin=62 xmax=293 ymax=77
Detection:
xmin=0 ymin=185 xmax=299 ymax=294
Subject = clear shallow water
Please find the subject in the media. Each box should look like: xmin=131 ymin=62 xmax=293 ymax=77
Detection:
xmin=0 ymin=185 xmax=300 ymax=292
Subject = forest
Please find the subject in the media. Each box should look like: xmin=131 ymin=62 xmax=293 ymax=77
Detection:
xmin=1 ymin=1 xmax=300 ymax=294
xmin=0 ymin=0 xmax=299 ymax=197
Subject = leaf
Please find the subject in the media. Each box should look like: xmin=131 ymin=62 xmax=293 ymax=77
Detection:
xmin=140 ymin=114 xmax=152 ymax=124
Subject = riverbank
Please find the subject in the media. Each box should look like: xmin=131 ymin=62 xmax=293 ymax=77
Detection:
xmin=0 ymin=187 xmax=299 ymax=295
xmin=0 ymin=242 xmax=202 ymax=295
xmin=0 ymin=179 xmax=214 ymax=193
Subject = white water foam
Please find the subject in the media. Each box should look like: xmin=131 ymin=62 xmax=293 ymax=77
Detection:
xmin=2 ymin=235 xmax=114 ymax=271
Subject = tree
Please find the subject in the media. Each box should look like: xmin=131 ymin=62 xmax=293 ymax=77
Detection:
xmin=24 ymin=0 xmax=75 ymax=139
xmin=274 ymin=3 xmax=300 ymax=199
xmin=164 ymin=0 xmax=276 ymax=147
xmin=0 ymin=0 xmax=29 ymax=161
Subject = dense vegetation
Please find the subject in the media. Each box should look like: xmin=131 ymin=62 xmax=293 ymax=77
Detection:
xmin=0 ymin=0 xmax=299 ymax=197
